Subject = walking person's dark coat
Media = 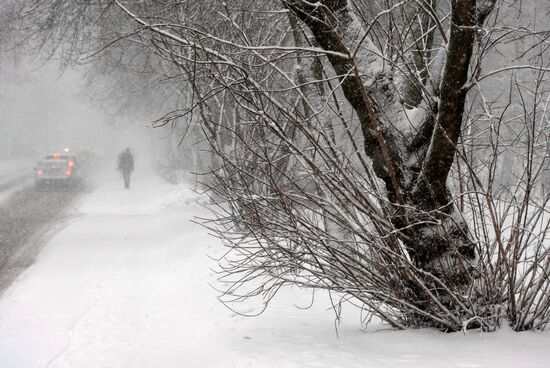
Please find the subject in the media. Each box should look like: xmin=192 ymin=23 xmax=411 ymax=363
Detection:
xmin=117 ymin=148 xmax=134 ymax=189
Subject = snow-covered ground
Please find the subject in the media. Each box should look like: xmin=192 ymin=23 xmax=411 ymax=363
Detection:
xmin=0 ymin=158 xmax=35 ymax=180
xmin=0 ymin=164 xmax=549 ymax=368
xmin=0 ymin=158 xmax=35 ymax=202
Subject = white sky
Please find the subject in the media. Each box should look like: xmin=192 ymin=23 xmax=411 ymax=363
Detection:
xmin=0 ymin=58 xmax=123 ymax=160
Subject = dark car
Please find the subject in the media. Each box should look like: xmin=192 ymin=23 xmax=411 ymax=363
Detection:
xmin=34 ymin=153 xmax=82 ymax=190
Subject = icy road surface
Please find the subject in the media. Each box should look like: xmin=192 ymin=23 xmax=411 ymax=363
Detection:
xmin=0 ymin=159 xmax=81 ymax=294
xmin=0 ymin=166 xmax=548 ymax=367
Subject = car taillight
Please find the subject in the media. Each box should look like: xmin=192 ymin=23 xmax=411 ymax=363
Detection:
xmin=65 ymin=169 xmax=72 ymax=176
xmin=36 ymin=169 xmax=44 ymax=176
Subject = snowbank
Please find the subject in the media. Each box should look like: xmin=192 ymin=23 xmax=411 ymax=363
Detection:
xmin=0 ymin=159 xmax=35 ymax=178
xmin=0 ymin=158 xmax=35 ymax=203
xmin=0 ymin=166 xmax=548 ymax=367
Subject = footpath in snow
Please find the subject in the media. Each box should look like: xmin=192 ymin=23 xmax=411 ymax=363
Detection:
xmin=0 ymin=164 xmax=549 ymax=368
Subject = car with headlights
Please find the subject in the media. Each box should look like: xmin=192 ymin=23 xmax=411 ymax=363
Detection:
xmin=34 ymin=153 xmax=82 ymax=190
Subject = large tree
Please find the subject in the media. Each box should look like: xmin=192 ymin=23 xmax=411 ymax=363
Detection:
xmin=3 ymin=0 xmax=549 ymax=331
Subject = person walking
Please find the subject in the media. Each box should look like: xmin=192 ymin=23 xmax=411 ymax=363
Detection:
xmin=117 ymin=148 xmax=134 ymax=189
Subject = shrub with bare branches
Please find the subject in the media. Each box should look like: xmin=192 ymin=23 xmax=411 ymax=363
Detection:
xmin=2 ymin=0 xmax=549 ymax=331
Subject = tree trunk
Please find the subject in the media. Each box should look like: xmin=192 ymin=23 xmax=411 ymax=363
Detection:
xmin=283 ymin=0 xmax=491 ymax=287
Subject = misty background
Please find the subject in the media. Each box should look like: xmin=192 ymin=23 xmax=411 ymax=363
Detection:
xmin=0 ymin=57 xmax=161 ymax=168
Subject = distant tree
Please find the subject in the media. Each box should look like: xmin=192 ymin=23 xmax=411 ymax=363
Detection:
xmin=2 ymin=0 xmax=549 ymax=331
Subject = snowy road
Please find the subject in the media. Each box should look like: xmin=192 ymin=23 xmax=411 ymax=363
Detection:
xmin=0 ymin=159 xmax=34 ymax=203
xmin=0 ymin=173 xmax=31 ymax=193
xmin=0 ymin=173 xmax=82 ymax=294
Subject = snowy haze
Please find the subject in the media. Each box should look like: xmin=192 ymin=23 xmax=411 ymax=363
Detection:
xmin=0 ymin=58 xmax=152 ymax=162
